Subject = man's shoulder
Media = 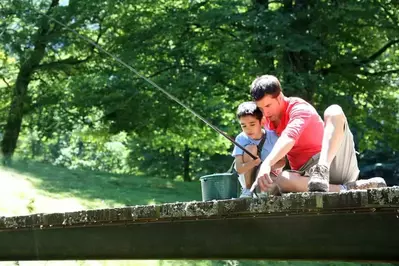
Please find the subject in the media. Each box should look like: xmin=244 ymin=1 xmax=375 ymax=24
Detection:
xmin=286 ymin=97 xmax=318 ymax=115
xmin=286 ymin=96 xmax=312 ymax=107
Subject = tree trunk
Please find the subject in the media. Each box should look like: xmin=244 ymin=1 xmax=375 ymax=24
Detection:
xmin=77 ymin=139 xmax=84 ymax=157
xmin=1 ymin=0 xmax=59 ymax=163
xmin=183 ymin=145 xmax=191 ymax=182
xmin=253 ymin=0 xmax=275 ymax=71
xmin=282 ymin=0 xmax=316 ymax=102
xmin=2 ymin=67 xmax=32 ymax=163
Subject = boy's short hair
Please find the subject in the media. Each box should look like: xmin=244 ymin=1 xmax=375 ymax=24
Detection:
xmin=236 ymin=101 xmax=263 ymax=121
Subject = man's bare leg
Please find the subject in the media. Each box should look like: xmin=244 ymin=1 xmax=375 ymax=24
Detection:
xmin=308 ymin=105 xmax=346 ymax=192
xmin=318 ymin=105 xmax=346 ymax=167
xmin=275 ymin=171 xmax=387 ymax=193
xmin=274 ymin=171 xmax=342 ymax=193
xmin=306 ymin=104 xmax=387 ymax=191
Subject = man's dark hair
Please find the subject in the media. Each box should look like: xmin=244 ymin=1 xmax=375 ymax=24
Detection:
xmin=250 ymin=75 xmax=282 ymax=101
xmin=236 ymin=101 xmax=263 ymax=121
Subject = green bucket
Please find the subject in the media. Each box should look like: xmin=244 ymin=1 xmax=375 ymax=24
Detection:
xmin=199 ymin=172 xmax=239 ymax=201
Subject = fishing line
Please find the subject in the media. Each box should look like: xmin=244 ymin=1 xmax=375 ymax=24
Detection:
xmin=32 ymin=8 xmax=258 ymax=160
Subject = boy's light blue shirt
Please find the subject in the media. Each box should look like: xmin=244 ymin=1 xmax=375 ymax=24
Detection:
xmin=231 ymin=129 xmax=278 ymax=161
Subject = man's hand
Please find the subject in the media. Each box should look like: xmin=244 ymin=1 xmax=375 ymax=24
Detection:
xmin=250 ymin=161 xmax=273 ymax=193
xmin=249 ymin=134 xmax=295 ymax=193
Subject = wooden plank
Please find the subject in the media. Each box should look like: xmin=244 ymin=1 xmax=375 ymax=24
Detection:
xmin=0 ymin=187 xmax=398 ymax=261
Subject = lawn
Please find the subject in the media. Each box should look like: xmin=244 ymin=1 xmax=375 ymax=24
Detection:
xmin=0 ymin=158 xmax=202 ymax=216
xmin=0 ymin=159 xmax=393 ymax=266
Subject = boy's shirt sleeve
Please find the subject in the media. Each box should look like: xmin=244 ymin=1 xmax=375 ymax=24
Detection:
xmin=231 ymin=133 xmax=249 ymax=157
xmin=264 ymin=130 xmax=284 ymax=176
xmin=260 ymin=130 xmax=279 ymax=161
xmin=267 ymin=130 xmax=279 ymax=145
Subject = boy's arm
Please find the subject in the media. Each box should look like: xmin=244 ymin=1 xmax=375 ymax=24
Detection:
xmin=235 ymin=155 xmax=261 ymax=175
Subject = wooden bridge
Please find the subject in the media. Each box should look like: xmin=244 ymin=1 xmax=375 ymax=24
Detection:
xmin=0 ymin=187 xmax=398 ymax=262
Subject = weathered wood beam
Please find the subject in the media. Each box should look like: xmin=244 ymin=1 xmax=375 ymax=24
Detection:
xmin=0 ymin=187 xmax=398 ymax=262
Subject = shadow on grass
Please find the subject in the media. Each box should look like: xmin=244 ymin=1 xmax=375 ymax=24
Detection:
xmin=5 ymin=159 xmax=202 ymax=208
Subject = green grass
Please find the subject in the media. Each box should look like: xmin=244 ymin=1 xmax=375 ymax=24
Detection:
xmin=0 ymin=158 xmax=202 ymax=216
xmin=0 ymin=159 xmax=394 ymax=266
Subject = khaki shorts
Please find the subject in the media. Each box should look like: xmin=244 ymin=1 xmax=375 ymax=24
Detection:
xmin=289 ymin=120 xmax=360 ymax=185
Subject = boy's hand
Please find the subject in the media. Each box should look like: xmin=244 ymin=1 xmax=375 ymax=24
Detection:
xmin=251 ymin=161 xmax=273 ymax=193
xmin=253 ymin=157 xmax=261 ymax=166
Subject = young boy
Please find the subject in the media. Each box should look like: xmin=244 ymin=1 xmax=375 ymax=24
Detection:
xmin=231 ymin=101 xmax=284 ymax=198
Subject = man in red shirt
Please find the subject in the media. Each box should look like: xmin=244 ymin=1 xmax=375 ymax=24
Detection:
xmin=249 ymin=75 xmax=386 ymax=193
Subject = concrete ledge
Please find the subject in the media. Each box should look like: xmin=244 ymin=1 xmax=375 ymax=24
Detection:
xmin=0 ymin=187 xmax=398 ymax=261
xmin=1 ymin=187 xmax=399 ymax=230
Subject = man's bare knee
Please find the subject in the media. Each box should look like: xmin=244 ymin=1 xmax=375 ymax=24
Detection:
xmin=324 ymin=104 xmax=346 ymax=126
xmin=242 ymin=145 xmax=258 ymax=162
xmin=275 ymin=171 xmax=289 ymax=193
xmin=275 ymin=171 xmax=309 ymax=193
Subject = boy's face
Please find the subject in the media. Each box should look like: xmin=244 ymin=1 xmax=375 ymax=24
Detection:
xmin=239 ymin=115 xmax=263 ymax=139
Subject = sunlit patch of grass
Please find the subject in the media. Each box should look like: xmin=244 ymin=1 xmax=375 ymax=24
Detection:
xmin=0 ymin=159 xmax=202 ymax=217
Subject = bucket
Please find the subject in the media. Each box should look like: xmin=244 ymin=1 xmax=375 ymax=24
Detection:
xmin=199 ymin=172 xmax=239 ymax=201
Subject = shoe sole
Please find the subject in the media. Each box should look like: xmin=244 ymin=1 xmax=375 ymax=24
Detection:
xmin=308 ymin=180 xmax=329 ymax=192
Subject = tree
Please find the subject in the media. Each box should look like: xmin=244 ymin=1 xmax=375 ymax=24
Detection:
xmin=2 ymin=0 xmax=397 ymax=180
xmin=0 ymin=0 xmax=104 ymax=162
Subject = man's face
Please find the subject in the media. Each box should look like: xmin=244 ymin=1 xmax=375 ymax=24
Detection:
xmin=239 ymin=115 xmax=262 ymax=139
xmin=255 ymin=94 xmax=282 ymax=122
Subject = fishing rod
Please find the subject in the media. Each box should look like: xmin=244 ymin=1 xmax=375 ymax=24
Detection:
xmin=32 ymin=9 xmax=258 ymax=161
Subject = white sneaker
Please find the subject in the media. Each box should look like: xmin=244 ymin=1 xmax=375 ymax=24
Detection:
xmin=239 ymin=188 xmax=253 ymax=198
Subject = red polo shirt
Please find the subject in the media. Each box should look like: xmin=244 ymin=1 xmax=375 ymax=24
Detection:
xmin=265 ymin=97 xmax=324 ymax=170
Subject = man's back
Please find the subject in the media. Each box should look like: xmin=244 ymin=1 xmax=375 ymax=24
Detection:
xmin=265 ymin=97 xmax=324 ymax=170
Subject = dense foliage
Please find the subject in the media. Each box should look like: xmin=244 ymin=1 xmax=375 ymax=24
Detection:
xmin=1 ymin=0 xmax=398 ymax=180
